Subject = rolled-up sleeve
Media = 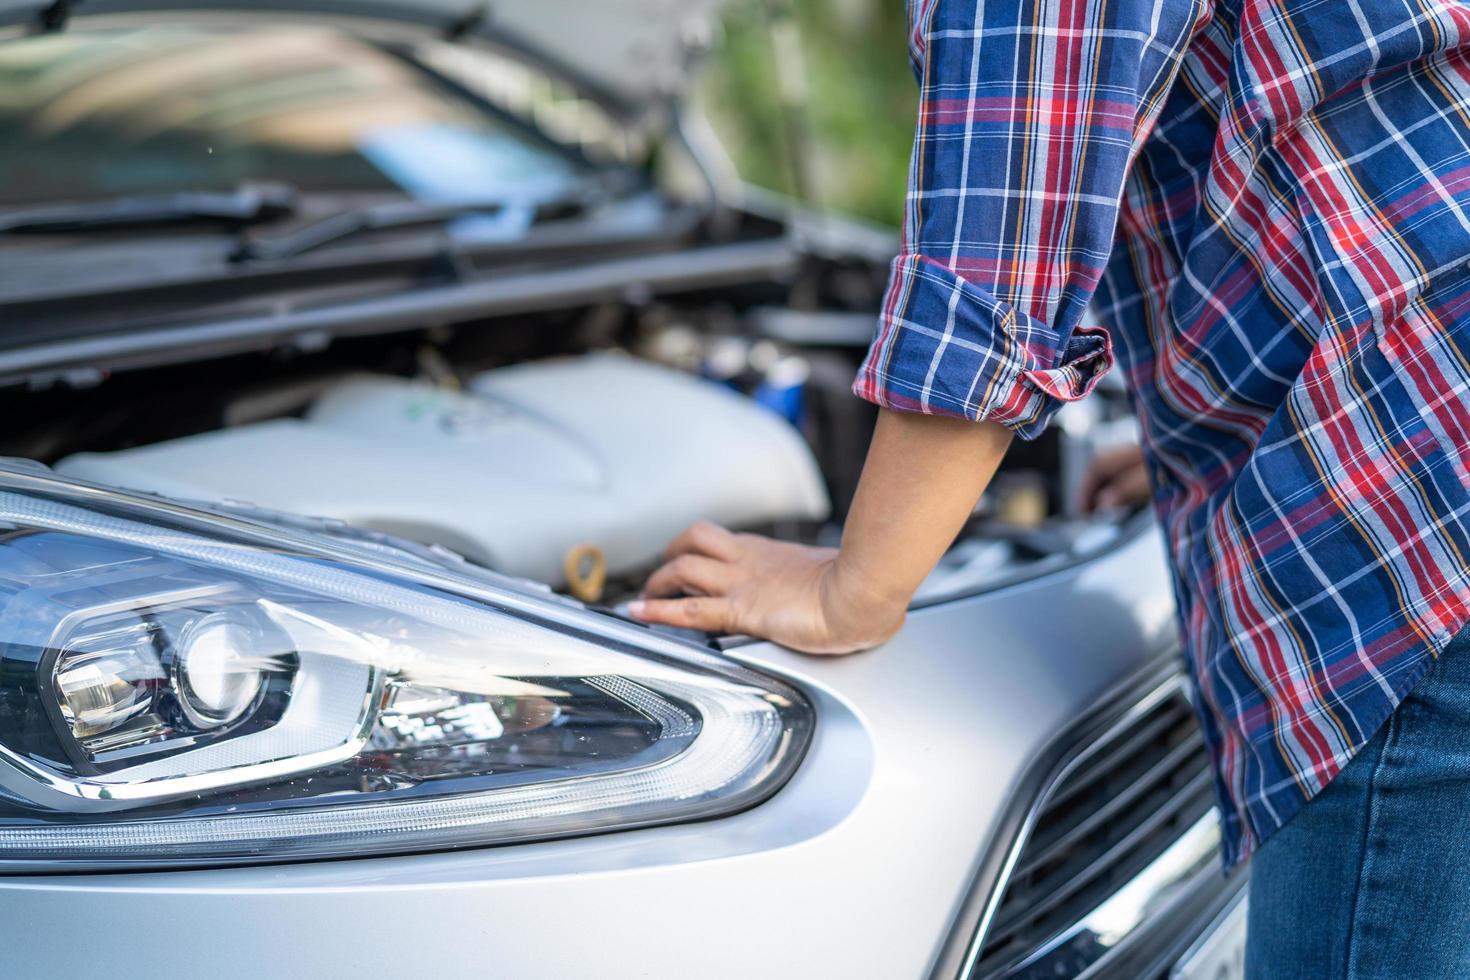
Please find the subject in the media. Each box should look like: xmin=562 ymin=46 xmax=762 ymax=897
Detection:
xmin=854 ymin=0 xmax=1204 ymax=439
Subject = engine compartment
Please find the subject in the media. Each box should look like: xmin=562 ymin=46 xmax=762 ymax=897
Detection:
xmin=0 ymin=290 xmax=1142 ymax=618
xmin=57 ymin=353 xmax=831 ymax=587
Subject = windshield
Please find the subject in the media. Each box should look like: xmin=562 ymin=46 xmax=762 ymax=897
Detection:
xmin=0 ymin=24 xmax=585 ymax=207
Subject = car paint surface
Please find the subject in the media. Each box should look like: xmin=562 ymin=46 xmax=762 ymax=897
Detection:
xmin=0 ymin=523 xmax=1177 ymax=979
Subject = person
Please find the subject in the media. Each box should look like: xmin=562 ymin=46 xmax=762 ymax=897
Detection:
xmin=631 ymin=0 xmax=1470 ymax=975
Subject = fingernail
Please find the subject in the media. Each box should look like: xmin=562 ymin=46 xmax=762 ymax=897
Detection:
xmin=627 ymin=600 xmax=646 ymax=618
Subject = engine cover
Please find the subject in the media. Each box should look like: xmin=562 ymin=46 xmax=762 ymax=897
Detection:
xmin=56 ymin=353 xmax=830 ymax=584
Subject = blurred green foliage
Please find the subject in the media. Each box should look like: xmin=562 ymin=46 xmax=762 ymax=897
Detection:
xmin=698 ymin=0 xmax=917 ymax=227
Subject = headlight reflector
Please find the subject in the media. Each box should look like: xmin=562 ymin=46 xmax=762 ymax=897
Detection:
xmin=172 ymin=610 xmax=273 ymax=727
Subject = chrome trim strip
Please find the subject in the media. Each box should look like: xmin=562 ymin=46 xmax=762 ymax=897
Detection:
xmin=940 ymin=668 xmax=1192 ymax=980
xmin=1168 ymin=882 xmax=1247 ymax=979
xmin=1004 ymin=811 xmax=1219 ymax=978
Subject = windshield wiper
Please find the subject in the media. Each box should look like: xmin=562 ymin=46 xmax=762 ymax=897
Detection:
xmin=0 ymin=183 xmax=298 ymax=235
xmin=229 ymin=193 xmax=592 ymax=264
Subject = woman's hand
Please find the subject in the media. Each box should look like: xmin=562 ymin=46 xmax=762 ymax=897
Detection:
xmin=1076 ymin=444 xmax=1152 ymax=513
xmin=628 ymin=521 xmax=907 ymax=654
xmin=629 ymin=410 xmax=1015 ymax=656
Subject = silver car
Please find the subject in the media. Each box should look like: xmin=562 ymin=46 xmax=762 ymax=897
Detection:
xmin=0 ymin=2 xmax=1244 ymax=977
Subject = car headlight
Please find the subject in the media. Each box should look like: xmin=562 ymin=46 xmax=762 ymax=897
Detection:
xmin=0 ymin=466 xmax=812 ymax=871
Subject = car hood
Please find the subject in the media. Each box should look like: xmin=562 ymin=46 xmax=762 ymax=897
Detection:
xmin=0 ymin=0 xmax=725 ymax=120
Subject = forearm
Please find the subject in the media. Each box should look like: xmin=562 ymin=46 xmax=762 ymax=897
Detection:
xmin=831 ymin=409 xmax=1012 ymax=610
xmin=631 ymin=408 xmax=1013 ymax=651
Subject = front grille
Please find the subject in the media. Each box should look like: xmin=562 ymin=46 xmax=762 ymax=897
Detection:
xmin=972 ymin=685 xmax=1215 ymax=978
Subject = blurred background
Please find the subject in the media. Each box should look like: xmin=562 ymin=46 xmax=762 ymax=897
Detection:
xmin=699 ymin=0 xmax=915 ymax=226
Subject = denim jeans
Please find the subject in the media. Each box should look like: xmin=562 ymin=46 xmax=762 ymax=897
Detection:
xmin=1245 ymin=625 xmax=1470 ymax=978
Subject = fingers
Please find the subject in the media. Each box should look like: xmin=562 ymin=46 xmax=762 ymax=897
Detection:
xmin=663 ymin=521 xmax=742 ymax=563
xmin=1077 ymin=445 xmax=1146 ymax=513
xmin=1095 ymin=460 xmax=1153 ymax=510
xmin=642 ymin=554 xmax=736 ymax=599
xmin=1081 ymin=446 xmax=1141 ymax=488
xmin=627 ymin=595 xmax=735 ymax=633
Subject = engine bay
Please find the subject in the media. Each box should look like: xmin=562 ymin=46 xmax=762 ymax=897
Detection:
xmin=0 ymin=293 xmax=1142 ymax=620
xmin=57 ymin=353 xmax=831 ymax=589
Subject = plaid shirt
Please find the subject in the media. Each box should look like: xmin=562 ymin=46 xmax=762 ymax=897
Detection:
xmin=855 ymin=0 xmax=1470 ymax=868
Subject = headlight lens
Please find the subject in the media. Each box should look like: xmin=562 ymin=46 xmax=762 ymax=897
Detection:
xmin=0 ymin=470 xmax=811 ymax=871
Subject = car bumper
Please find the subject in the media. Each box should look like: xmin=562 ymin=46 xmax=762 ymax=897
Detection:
xmin=0 ymin=522 xmax=1231 ymax=979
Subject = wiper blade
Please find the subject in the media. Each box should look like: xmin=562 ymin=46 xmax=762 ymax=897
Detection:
xmin=229 ymin=193 xmax=591 ymax=264
xmin=0 ymin=183 xmax=298 ymax=235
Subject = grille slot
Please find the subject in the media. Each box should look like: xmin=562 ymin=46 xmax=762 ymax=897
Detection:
xmin=973 ymin=687 xmax=1214 ymax=978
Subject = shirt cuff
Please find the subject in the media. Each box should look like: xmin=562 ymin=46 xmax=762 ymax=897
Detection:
xmin=851 ymin=254 xmax=1114 ymax=440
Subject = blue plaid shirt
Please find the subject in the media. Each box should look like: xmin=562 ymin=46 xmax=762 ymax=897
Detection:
xmin=855 ymin=0 xmax=1470 ymax=867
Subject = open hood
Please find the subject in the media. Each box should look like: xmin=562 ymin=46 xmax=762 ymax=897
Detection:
xmin=0 ymin=0 xmax=726 ymax=118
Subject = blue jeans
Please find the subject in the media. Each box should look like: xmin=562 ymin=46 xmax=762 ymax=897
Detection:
xmin=1246 ymin=626 xmax=1470 ymax=978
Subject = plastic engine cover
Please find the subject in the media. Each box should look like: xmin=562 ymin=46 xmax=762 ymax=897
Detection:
xmin=55 ymin=353 xmax=831 ymax=584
